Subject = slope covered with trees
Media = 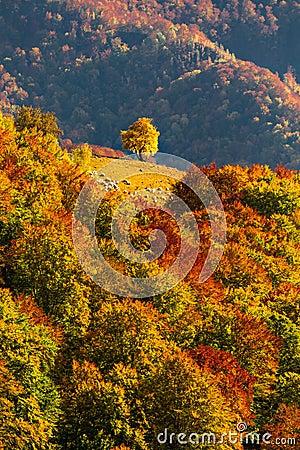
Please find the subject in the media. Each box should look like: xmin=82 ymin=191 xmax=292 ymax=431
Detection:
xmin=0 ymin=0 xmax=299 ymax=167
xmin=0 ymin=108 xmax=299 ymax=448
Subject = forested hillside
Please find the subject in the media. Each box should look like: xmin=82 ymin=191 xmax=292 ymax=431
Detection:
xmin=0 ymin=0 xmax=300 ymax=167
xmin=1 ymin=0 xmax=300 ymax=448
xmin=0 ymin=108 xmax=299 ymax=449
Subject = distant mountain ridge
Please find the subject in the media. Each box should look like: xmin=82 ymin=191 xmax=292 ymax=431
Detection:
xmin=0 ymin=0 xmax=299 ymax=167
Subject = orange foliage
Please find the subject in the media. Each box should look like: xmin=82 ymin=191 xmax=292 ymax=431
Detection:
xmin=190 ymin=345 xmax=255 ymax=423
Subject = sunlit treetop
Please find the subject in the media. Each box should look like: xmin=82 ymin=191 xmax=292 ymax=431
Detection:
xmin=120 ymin=117 xmax=160 ymax=161
xmin=15 ymin=106 xmax=62 ymax=139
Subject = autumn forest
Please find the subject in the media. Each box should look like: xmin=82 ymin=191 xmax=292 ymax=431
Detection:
xmin=0 ymin=0 xmax=300 ymax=449
xmin=0 ymin=0 xmax=300 ymax=167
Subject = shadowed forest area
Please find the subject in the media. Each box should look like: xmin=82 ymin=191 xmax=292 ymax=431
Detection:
xmin=0 ymin=0 xmax=300 ymax=167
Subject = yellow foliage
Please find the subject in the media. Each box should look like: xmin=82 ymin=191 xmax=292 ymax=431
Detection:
xmin=120 ymin=117 xmax=160 ymax=161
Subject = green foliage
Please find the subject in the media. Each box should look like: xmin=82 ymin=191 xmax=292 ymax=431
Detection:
xmin=0 ymin=288 xmax=60 ymax=449
xmin=7 ymin=221 xmax=91 ymax=338
xmin=16 ymin=106 xmax=62 ymax=139
xmin=0 ymin=108 xmax=90 ymax=338
xmin=242 ymin=174 xmax=300 ymax=217
xmin=59 ymin=360 xmax=139 ymax=450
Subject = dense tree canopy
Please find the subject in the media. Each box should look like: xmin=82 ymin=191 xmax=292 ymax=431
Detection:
xmin=15 ymin=106 xmax=62 ymax=138
xmin=0 ymin=108 xmax=299 ymax=448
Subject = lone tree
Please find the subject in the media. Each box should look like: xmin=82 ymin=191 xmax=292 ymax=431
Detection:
xmin=120 ymin=117 xmax=160 ymax=161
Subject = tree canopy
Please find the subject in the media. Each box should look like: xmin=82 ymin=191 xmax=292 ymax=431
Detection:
xmin=120 ymin=117 xmax=160 ymax=161
xmin=0 ymin=107 xmax=299 ymax=448
xmin=15 ymin=106 xmax=62 ymax=139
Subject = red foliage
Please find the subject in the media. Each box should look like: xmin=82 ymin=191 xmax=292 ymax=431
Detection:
xmin=64 ymin=141 xmax=124 ymax=158
xmin=15 ymin=293 xmax=64 ymax=342
xmin=261 ymin=404 xmax=300 ymax=449
xmin=190 ymin=344 xmax=255 ymax=422
xmin=90 ymin=145 xmax=124 ymax=158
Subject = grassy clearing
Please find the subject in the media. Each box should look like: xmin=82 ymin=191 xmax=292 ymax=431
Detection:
xmin=88 ymin=156 xmax=185 ymax=192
